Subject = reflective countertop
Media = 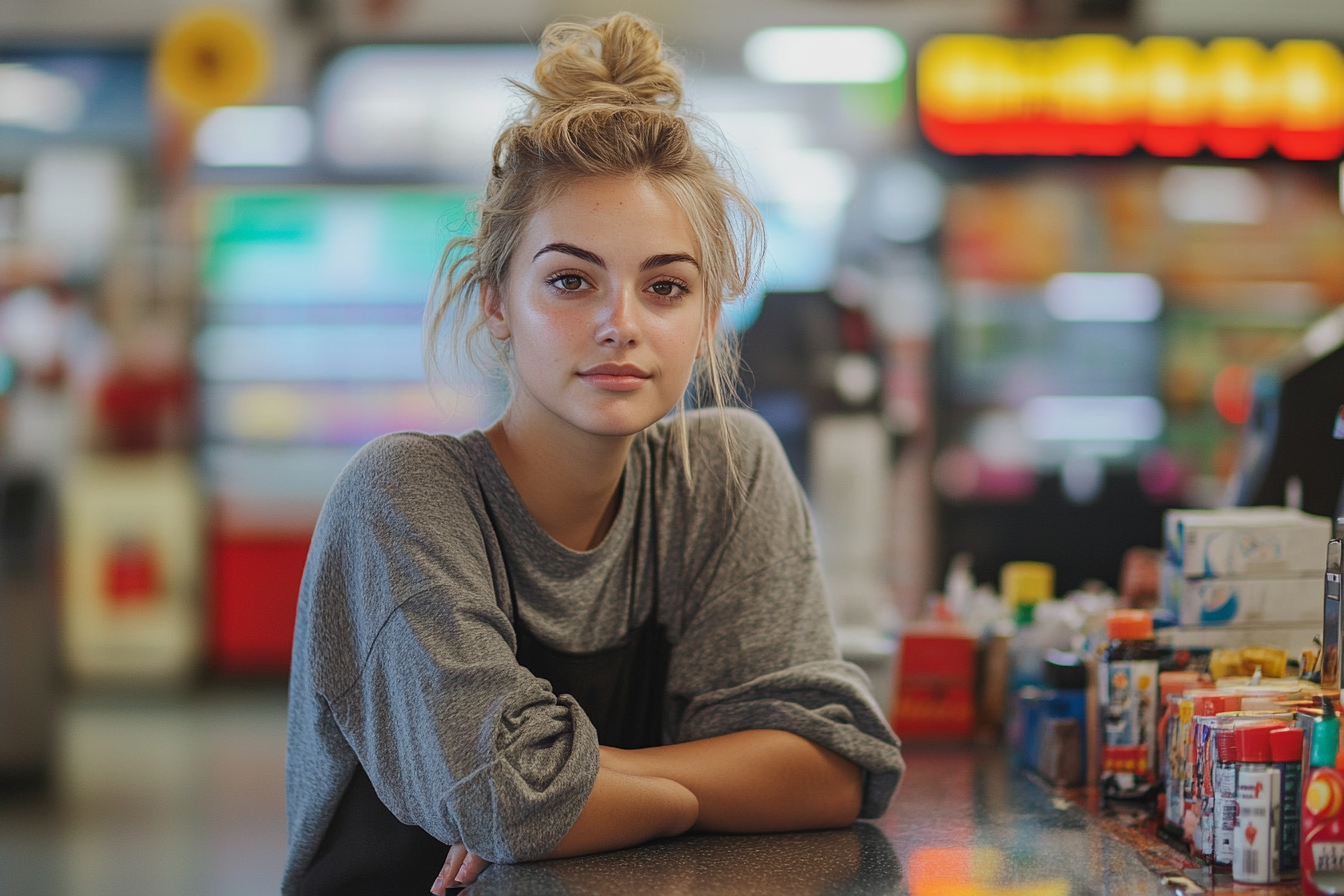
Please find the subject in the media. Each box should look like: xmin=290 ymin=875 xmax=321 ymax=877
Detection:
xmin=464 ymin=745 xmax=1228 ymax=896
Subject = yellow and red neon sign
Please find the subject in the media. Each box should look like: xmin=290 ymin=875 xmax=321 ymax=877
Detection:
xmin=918 ymin=35 xmax=1344 ymax=159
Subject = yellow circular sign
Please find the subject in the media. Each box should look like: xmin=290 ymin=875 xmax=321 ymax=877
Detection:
xmin=153 ymin=6 xmax=270 ymax=112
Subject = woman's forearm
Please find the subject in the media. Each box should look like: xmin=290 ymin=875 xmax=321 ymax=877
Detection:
xmin=543 ymin=767 xmax=698 ymax=859
xmin=600 ymin=729 xmax=863 ymax=833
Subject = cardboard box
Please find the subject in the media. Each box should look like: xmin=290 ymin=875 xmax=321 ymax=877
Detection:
xmin=892 ymin=626 xmax=976 ymax=738
xmin=1164 ymin=507 xmax=1331 ymax=579
xmin=1157 ymin=623 xmax=1321 ymax=655
xmin=1164 ymin=572 xmax=1323 ymax=627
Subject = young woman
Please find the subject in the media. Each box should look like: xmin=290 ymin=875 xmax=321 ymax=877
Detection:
xmin=283 ymin=14 xmax=904 ymax=895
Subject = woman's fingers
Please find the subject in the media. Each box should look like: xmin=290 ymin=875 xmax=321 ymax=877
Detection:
xmin=456 ymin=851 xmax=492 ymax=886
xmin=430 ymin=844 xmax=491 ymax=893
xmin=431 ymin=843 xmax=468 ymax=895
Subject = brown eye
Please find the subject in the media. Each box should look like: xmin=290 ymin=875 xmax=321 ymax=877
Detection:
xmin=651 ymin=281 xmax=675 ymax=296
xmin=558 ymin=275 xmax=584 ymax=291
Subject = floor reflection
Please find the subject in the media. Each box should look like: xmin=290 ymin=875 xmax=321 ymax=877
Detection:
xmin=0 ymin=686 xmax=288 ymax=896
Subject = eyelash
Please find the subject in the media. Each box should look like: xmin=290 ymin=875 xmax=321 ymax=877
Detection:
xmin=543 ymin=272 xmax=692 ymax=301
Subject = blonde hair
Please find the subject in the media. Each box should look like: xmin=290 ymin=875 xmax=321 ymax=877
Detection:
xmin=425 ymin=12 xmax=764 ymax=482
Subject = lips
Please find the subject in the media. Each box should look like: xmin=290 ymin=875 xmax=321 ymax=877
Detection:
xmin=578 ymin=363 xmax=650 ymax=392
xmin=580 ymin=363 xmax=650 ymax=378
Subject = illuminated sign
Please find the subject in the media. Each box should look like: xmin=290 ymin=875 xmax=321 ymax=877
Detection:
xmin=918 ymin=35 xmax=1344 ymax=159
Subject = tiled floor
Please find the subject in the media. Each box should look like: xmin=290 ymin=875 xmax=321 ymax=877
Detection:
xmin=0 ymin=685 xmax=289 ymax=896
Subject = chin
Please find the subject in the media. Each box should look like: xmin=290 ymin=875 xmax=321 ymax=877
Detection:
xmin=570 ymin=401 xmax=676 ymax=438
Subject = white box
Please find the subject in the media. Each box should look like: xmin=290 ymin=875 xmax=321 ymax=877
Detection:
xmin=1158 ymin=623 xmax=1321 ymax=655
xmin=1166 ymin=573 xmax=1323 ymax=627
xmin=1164 ymin=507 xmax=1332 ymax=578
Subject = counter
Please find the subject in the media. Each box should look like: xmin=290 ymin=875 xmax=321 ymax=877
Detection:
xmin=466 ymin=744 xmax=1290 ymax=895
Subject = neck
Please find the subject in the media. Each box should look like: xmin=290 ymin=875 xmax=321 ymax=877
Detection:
xmin=485 ymin=406 xmax=634 ymax=552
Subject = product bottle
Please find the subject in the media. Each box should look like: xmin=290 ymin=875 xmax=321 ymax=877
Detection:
xmin=1213 ymin=724 xmax=1239 ymax=865
xmin=1272 ymin=725 xmax=1305 ymax=877
xmin=1233 ymin=723 xmax=1282 ymax=884
xmin=1303 ymin=697 xmax=1344 ymax=895
xmin=1099 ymin=610 xmax=1161 ymax=799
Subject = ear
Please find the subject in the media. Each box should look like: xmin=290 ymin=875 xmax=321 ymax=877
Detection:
xmin=481 ymin=283 xmax=510 ymax=340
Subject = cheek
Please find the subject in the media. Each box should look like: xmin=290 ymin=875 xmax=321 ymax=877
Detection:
xmin=653 ymin=309 xmax=705 ymax=375
xmin=510 ymin=302 xmax=586 ymax=374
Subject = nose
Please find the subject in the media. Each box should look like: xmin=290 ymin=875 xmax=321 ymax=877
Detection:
xmin=595 ymin=285 xmax=639 ymax=347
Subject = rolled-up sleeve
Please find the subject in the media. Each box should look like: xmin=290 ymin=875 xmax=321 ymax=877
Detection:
xmin=304 ymin=435 xmax=600 ymax=864
xmin=666 ymin=412 xmax=905 ymax=817
xmin=327 ymin=594 xmax=599 ymax=862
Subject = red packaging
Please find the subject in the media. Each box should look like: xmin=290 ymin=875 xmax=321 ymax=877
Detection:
xmin=892 ymin=628 xmax=976 ymax=738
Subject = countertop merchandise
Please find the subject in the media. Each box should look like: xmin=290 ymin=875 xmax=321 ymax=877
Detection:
xmin=463 ymin=746 xmax=1209 ymax=896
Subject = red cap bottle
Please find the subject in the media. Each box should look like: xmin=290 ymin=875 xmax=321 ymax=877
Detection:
xmin=1236 ymin=724 xmax=1275 ymax=762
xmin=1269 ymin=727 xmax=1304 ymax=764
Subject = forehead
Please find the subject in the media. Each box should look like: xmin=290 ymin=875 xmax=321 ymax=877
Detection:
xmin=517 ymin=175 xmax=699 ymax=262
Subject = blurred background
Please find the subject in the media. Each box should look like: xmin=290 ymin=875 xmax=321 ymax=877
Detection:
xmin=1 ymin=0 xmax=1343 ymax=892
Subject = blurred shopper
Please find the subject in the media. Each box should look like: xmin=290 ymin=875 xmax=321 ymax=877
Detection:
xmin=283 ymin=13 xmax=903 ymax=896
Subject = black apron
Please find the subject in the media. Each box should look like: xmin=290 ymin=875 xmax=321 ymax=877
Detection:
xmin=297 ymin=587 xmax=670 ymax=895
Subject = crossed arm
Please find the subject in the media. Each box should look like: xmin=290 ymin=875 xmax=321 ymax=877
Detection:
xmin=431 ymin=729 xmax=863 ymax=892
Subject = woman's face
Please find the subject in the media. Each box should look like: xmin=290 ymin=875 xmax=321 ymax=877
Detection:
xmin=486 ymin=175 xmax=708 ymax=440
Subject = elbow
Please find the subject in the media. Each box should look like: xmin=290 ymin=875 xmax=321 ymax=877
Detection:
xmin=819 ymin=777 xmax=863 ymax=829
xmin=813 ymin=761 xmax=863 ymax=829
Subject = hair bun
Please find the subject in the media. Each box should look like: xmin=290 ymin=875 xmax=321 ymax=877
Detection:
xmin=530 ymin=12 xmax=682 ymax=113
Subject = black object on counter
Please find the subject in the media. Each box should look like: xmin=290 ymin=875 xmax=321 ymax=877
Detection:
xmin=1043 ymin=649 xmax=1087 ymax=690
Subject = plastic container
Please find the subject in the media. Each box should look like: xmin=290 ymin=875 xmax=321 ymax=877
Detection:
xmin=1001 ymin=561 xmax=1054 ymax=626
xmin=1271 ymin=726 xmax=1304 ymax=877
xmin=1302 ymin=697 xmax=1344 ymax=895
xmin=1099 ymin=610 xmax=1161 ymax=799
xmin=1234 ymin=723 xmax=1282 ymax=883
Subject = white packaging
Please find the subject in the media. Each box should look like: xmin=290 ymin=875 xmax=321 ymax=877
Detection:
xmin=61 ymin=454 xmax=203 ymax=686
xmin=1215 ymin=751 xmax=1238 ymax=864
xmin=1157 ymin=623 xmax=1321 ymax=657
xmin=1165 ymin=573 xmax=1324 ymax=627
xmin=1164 ymin=508 xmax=1331 ymax=579
xmin=1234 ymin=765 xmax=1281 ymax=884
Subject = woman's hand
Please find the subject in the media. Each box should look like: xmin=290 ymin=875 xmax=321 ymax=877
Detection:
xmin=431 ymin=843 xmax=491 ymax=894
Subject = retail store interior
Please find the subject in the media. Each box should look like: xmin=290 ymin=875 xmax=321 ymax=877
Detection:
xmin=3 ymin=0 xmax=1344 ymax=893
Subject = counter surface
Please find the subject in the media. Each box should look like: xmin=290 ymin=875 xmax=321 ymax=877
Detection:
xmin=465 ymin=745 xmax=1228 ymax=895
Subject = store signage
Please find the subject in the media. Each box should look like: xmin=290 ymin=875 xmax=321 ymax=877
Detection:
xmin=918 ymin=35 xmax=1344 ymax=159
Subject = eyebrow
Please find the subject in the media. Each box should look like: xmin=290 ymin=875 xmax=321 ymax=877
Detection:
xmin=532 ymin=243 xmax=700 ymax=271
xmin=641 ymin=253 xmax=700 ymax=271
xmin=533 ymin=243 xmax=605 ymax=267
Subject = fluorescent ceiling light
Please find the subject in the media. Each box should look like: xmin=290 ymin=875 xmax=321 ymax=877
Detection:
xmin=1160 ymin=165 xmax=1267 ymax=224
xmin=1022 ymin=395 xmax=1165 ymax=442
xmin=0 ymin=63 xmax=83 ymax=132
xmin=196 ymin=106 xmax=312 ymax=167
xmin=744 ymin=27 xmax=905 ymax=84
xmin=1045 ymin=272 xmax=1161 ymax=322
xmin=319 ymin=45 xmax=535 ymax=172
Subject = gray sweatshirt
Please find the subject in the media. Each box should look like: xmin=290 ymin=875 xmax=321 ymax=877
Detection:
xmin=283 ymin=409 xmax=904 ymax=893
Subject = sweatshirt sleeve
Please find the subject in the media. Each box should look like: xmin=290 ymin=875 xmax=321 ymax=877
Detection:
xmin=301 ymin=434 xmax=599 ymax=864
xmin=666 ymin=412 xmax=905 ymax=818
